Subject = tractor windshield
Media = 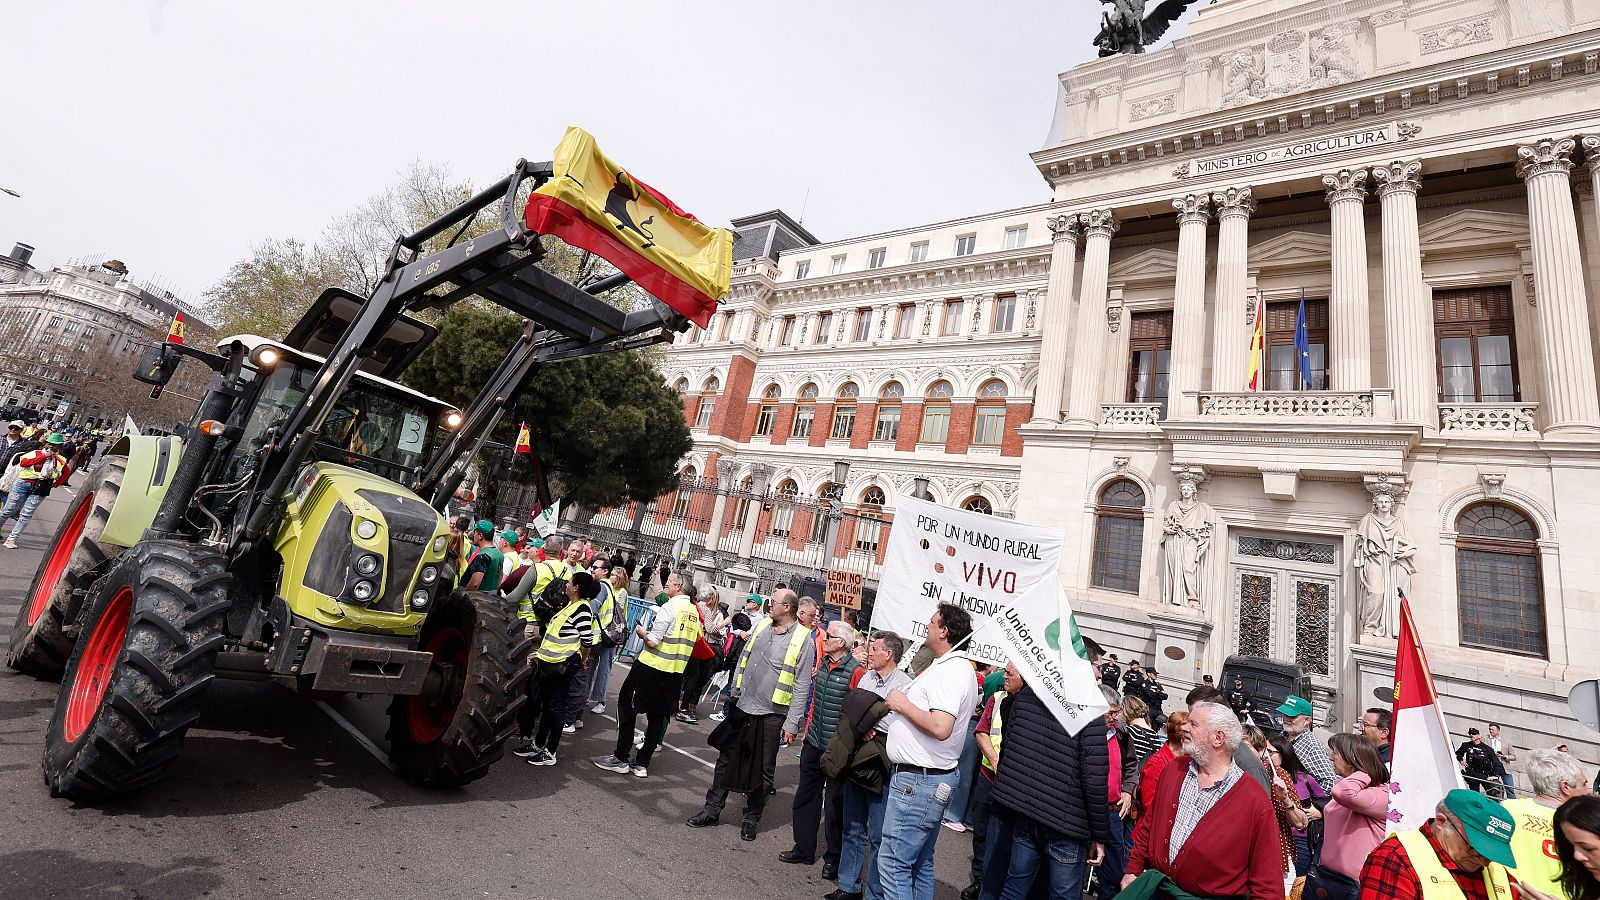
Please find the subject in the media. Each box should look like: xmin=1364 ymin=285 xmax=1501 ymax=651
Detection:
xmin=241 ymin=363 xmax=440 ymax=483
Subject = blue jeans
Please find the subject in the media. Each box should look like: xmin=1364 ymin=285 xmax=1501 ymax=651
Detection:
xmin=942 ymin=725 xmax=981 ymax=825
xmin=877 ymin=768 xmax=959 ymax=900
xmin=587 ymin=645 xmax=617 ymax=704
xmin=997 ymin=810 xmax=1091 ymax=900
xmin=839 ymin=779 xmax=888 ymax=896
xmin=1 ymin=481 xmax=45 ymax=542
xmin=1096 ymin=809 xmax=1130 ymax=900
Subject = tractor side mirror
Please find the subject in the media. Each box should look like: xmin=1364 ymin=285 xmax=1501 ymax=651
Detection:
xmin=133 ymin=341 xmax=180 ymax=388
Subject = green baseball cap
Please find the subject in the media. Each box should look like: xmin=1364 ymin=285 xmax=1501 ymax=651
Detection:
xmin=498 ymin=529 xmax=518 ymax=544
xmin=1441 ymin=788 xmax=1518 ymax=867
xmin=43 ymin=433 xmax=65 ymax=445
xmin=472 ymin=520 xmax=495 ymax=538
xmin=1276 ymin=695 xmax=1313 ymax=717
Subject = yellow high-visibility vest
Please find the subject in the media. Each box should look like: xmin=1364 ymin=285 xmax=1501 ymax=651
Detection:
xmin=636 ymin=595 xmax=702 ymax=675
xmin=1393 ymin=829 xmax=1513 ymax=900
xmin=981 ymin=692 xmax=1007 ymax=774
xmin=535 ymin=599 xmax=588 ymax=664
xmin=1500 ymin=798 xmax=1563 ymax=896
xmin=734 ymin=618 xmax=812 ymax=707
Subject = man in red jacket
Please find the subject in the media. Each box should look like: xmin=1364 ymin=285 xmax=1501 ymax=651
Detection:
xmin=1122 ymin=700 xmax=1283 ymax=899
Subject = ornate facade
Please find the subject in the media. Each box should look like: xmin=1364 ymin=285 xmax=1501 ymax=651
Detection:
xmin=656 ymin=0 xmax=1600 ymax=759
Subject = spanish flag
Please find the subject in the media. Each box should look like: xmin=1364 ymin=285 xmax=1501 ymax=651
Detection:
xmin=515 ymin=422 xmax=532 ymax=455
xmin=524 ymin=127 xmax=732 ymax=329
xmin=167 ymin=312 xmax=186 ymax=345
xmin=1245 ymin=292 xmax=1266 ymax=390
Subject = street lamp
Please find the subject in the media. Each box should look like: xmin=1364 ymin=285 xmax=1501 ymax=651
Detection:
xmin=822 ymin=459 xmax=850 ymax=589
xmin=913 ymin=476 xmax=930 ymax=500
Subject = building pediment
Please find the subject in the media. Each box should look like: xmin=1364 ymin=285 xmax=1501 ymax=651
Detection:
xmin=1247 ymin=230 xmax=1332 ymax=272
xmin=1417 ymin=208 xmax=1529 ymax=254
xmin=1108 ymin=248 xmax=1180 ymax=284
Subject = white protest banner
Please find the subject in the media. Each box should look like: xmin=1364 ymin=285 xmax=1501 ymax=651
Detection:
xmin=873 ymin=495 xmax=1108 ymax=736
xmin=531 ymin=500 xmax=561 ymax=539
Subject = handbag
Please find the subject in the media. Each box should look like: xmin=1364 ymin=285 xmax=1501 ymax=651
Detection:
xmin=1302 ymin=864 xmax=1359 ymax=900
xmin=0 ymin=461 xmax=17 ymax=494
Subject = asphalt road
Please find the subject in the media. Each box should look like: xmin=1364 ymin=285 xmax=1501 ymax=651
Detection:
xmin=0 ymin=491 xmax=973 ymax=900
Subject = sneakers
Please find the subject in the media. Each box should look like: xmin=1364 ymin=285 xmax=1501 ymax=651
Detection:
xmin=630 ymin=765 xmax=648 ymax=778
xmin=562 ymin=723 xmax=577 ymax=734
xmin=593 ymin=755 xmax=630 ymax=774
xmin=634 ymin=732 xmax=646 ymax=748
xmin=708 ymin=711 xmax=727 ymax=722
xmin=590 ymin=702 xmax=606 ymax=714
xmin=511 ymin=741 xmax=541 ymax=759
xmin=686 ymin=810 xmax=720 ymax=828
xmin=525 ymin=749 xmax=557 ymax=766
xmin=941 ymin=819 xmax=969 ymax=833
xmin=675 ymin=711 xmax=698 ymax=725
xmin=2 ymin=539 xmax=15 ymax=550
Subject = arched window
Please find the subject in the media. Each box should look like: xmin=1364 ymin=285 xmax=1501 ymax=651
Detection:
xmin=973 ymin=379 xmax=1009 ymax=446
xmin=672 ymin=377 xmax=688 ymax=395
xmin=1091 ymin=480 xmax=1146 ymax=593
xmin=755 ymin=384 xmax=781 ymax=437
xmin=920 ymin=379 xmax=954 ymax=445
xmin=672 ymin=466 xmax=697 ymax=519
xmin=962 ymin=496 xmax=993 ymax=515
xmin=794 ymin=384 xmax=819 ymax=438
xmin=1456 ymin=502 xmax=1545 ymax=656
xmin=696 ymin=376 xmax=720 ymax=429
xmin=770 ymin=478 xmax=800 ymax=537
xmin=855 ymin=487 xmax=887 ymax=554
xmin=831 ymin=382 xmax=860 ymax=439
xmin=874 ymin=381 xmax=904 ymax=441
xmin=860 ymin=486 xmax=887 ymax=506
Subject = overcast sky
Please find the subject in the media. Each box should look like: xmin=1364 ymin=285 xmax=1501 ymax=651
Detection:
xmin=2 ymin=1 xmax=1200 ymax=303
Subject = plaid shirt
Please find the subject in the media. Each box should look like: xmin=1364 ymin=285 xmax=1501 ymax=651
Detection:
xmin=1293 ymin=729 xmax=1337 ymax=793
xmin=1358 ymin=821 xmax=1510 ymax=900
xmin=1169 ymin=760 xmax=1244 ymax=864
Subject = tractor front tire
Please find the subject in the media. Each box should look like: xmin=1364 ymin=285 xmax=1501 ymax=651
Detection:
xmin=387 ymin=590 xmax=531 ymax=788
xmin=7 ymin=456 xmax=127 ymax=679
xmin=42 ymin=540 xmax=231 ymax=801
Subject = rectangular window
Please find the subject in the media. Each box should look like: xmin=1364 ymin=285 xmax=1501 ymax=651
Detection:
xmin=868 ymin=248 xmax=886 ymax=269
xmin=852 ymin=309 xmax=873 ymax=342
xmin=873 ymin=406 xmax=901 ymax=441
xmin=792 ymin=405 xmax=815 ymax=438
xmin=780 ymin=316 xmax=796 ymax=345
xmin=717 ymin=314 xmax=732 ymax=342
xmin=895 ymin=304 xmax=915 ymax=340
xmin=695 ymin=397 xmax=716 ymax=429
xmin=814 ymin=312 xmax=832 ymax=344
xmin=919 ymin=406 xmax=951 ymax=444
xmin=794 ymin=260 xmax=811 ymax=279
xmin=972 ymin=407 xmax=1006 ymax=445
xmin=754 ymin=404 xmax=777 ymax=436
xmin=955 ymin=234 xmax=976 ymax=257
xmin=1434 ymin=286 xmax=1518 ymax=402
xmin=941 ymin=299 xmax=964 ymax=336
xmin=909 ymin=242 xmax=929 ymax=263
xmin=830 ymin=255 xmax=846 ymax=275
xmin=1263 ymin=299 xmax=1329 ymax=390
xmin=1003 ymin=226 xmax=1028 ymax=249
xmin=830 ymin=406 xmax=857 ymax=439
xmin=1127 ymin=311 xmax=1175 ymax=416
xmin=991 ymin=295 xmax=1016 ymax=333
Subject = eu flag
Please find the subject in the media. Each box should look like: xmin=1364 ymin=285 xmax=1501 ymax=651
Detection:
xmin=1293 ymin=290 xmax=1313 ymax=390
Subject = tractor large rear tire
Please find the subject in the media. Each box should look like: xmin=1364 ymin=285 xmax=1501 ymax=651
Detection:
xmin=387 ymin=590 xmax=531 ymax=788
xmin=42 ymin=541 xmax=231 ymax=801
xmin=8 ymin=456 xmax=127 ymax=679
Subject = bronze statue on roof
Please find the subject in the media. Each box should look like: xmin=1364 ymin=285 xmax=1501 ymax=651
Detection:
xmin=1094 ymin=0 xmax=1202 ymax=56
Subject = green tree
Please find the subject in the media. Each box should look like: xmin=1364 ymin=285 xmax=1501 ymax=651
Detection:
xmin=402 ymin=307 xmax=689 ymax=509
xmin=203 ymin=237 xmax=345 ymax=338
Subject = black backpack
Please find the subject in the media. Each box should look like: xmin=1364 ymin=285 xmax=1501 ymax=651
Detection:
xmin=530 ymin=562 xmax=570 ymax=624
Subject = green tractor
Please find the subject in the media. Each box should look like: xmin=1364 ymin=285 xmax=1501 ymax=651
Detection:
xmin=6 ymin=156 xmax=715 ymax=800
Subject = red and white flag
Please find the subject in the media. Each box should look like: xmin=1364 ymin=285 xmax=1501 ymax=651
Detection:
xmin=1387 ymin=595 xmax=1466 ymax=831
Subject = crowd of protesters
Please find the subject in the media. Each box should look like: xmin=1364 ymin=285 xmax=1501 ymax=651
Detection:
xmin=0 ymin=419 xmax=101 ymax=548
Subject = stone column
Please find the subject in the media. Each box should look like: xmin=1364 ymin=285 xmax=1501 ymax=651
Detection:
xmin=735 ymin=463 xmax=774 ymax=561
xmin=1031 ymin=214 xmax=1083 ymax=423
xmin=1210 ymin=187 xmax=1255 ymax=392
xmin=702 ymin=457 xmax=738 ymax=548
xmin=1065 ymin=210 xmax=1119 ymax=423
xmin=1323 ymin=168 xmax=1374 ymax=391
xmin=1169 ymin=194 xmax=1212 ymax=417
xmin=1372 ymin=159 xmax=1437 ymax=428
xmin=1519 ymin=138 xmax=1600 ymax=432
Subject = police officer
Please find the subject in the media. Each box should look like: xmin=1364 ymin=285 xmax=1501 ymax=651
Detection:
xmin=1456 ymin=728 xmax=1502 ymax=795
xmin=1099 ymin=653 xmax=1122 ymax=689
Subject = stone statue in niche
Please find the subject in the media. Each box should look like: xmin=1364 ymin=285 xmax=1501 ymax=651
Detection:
xmin=1310 ymin=23 xmax=1361 ymax=86
xmin=1160 ymin=478 xmax=1215 ymax=609
xmin=1353 ymin=491 xmax=1417 ymax=639
xmin=1221 ymin=49 xmax=1267 ymax=108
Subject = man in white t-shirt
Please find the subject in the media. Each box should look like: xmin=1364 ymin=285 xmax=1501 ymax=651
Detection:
xmin=876 ymin=602 xmax=980 ymax=900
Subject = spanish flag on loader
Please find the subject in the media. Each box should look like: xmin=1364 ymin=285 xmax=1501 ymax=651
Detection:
xmin=524 ymin=126 xmax=733 ymax=329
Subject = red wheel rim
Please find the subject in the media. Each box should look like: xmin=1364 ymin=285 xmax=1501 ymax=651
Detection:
xmin=406 ymin=627 xmax=467 ymax=744
xmin=63 ymin=586 xmax=132 ymax=743
xmin=27 ymin=492 xmax=92 ymax=626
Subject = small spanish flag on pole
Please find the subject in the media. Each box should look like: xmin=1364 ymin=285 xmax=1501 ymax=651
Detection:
xmin=1245 ymin=292 xmax=1266 ymax=390
xmin=166 ymin=311 xmax=186 ymax=345
xmin=524 ymin=127 xmax=732 ymax=328
xmin=515 ymin=422 xmax=532 ymax=455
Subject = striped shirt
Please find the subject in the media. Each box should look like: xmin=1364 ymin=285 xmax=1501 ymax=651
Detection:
xmin=1170 ymin=760 xmax=1245 ymax=864
xmin=1126 ymin=723 xmax=1163 ymax=765
xmin=554 ymin=605 xmax=596 ymax=648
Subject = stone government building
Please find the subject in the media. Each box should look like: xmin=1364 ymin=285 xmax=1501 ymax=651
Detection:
xmin=648 ymin=0 xmax=1600 ymax=761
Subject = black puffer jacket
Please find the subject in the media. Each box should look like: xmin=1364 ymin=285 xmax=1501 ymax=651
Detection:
xmin=989 ymin=685 xmax=1112 ymax=843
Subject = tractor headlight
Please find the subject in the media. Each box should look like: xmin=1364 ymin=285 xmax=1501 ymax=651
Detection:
xmin=352 ymin=580 xmax=376 ymax=601
xmin=419 ymin=565 xmax=438 ymax=585
xmin=355 ymin=554 xmax=381 ymax=577
xmin=432 ymin=535 xmax=447 ymax=553
xmin=356 ymin=519 xmax=379 ymax=540
xmin=410 ymin=590 xmax=430 ymax=609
